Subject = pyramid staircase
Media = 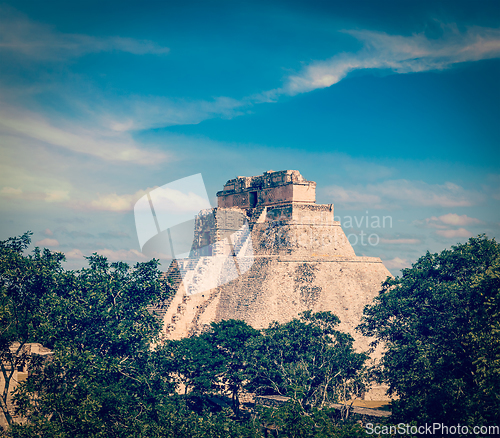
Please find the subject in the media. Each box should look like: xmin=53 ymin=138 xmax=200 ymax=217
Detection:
xmin=147 ymin=260 xmax=183 ymax=321
xmin=249 ymin=204 xmax=267 ymax=230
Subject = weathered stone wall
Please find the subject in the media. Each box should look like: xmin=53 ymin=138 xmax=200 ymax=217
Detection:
xmin=217 ymin=170 xmax=316 ymax=208
xmin=196 ymin=254 xmax=389 ymax=355
xmin=191 ymin=208 xmax=247 ymax=257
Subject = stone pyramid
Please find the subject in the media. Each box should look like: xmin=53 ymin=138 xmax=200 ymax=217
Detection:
xmin=162 ymin=170 xmax=391 ymax=355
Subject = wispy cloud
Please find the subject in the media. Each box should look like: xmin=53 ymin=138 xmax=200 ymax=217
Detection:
xmin=0 ymin=107 xmax=168 ymax=164
xmin=96 ymin=24 xmax=500 ymax=131
xmin=272 ymin=24 xmax=500 ymax=95
xmin=414 ymin=213 xmax=481 ymax=240
xmin=435 ymin=228 xmax=472 ymax=239
xmin=98 ymin=231 xmax=130 ymax=239
xmin=0 ymin=186 xmax=70 ymax=203
xmin=380 ymin=238 xmax=420 ymax=244
xmin=1 ymin=187 xmax=22 ymax=196
xmin=35 ymin=238 xmax=59 ymax=247
xmin=0 ymin=7 xmax=169 ymax=60
xmin=383 ymin=256 xmax=411 ymax=270
xmin=425 ymin=213 xmax=483 ymax=227
xmin=110 ymin=96 xmax=247 ymax=131
xmin=326 ymin=179 xmax=482 ymax=209
xmin=0 ymin=136 xmax=77 ymax=208
xmin=62 ymin=230 xmax=94 ymax=239
xmin=69 ymin=188 xmax=154 ymax=212
xmin=69 ymin=184 xmax=212 ymax=213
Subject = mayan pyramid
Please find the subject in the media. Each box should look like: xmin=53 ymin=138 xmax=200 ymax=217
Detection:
xmin=162 ymin=170 xmax=391 ymax=355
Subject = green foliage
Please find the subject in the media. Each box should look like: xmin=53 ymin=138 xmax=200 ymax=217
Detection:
xmin=247 ymin=311 xmax=368 ymax=410
xmin=160 ymin=320 xmax=260 ymax=415
xmin=0 ymin=233 xmax=371 ymax=437
xmin=14 ymin=254 xmax=172 ymax=436
xmin=359 ymin=235 xmax=500 ymax=425
xmin=10 ymin=396 xmax=261 ymax=438
xmin=468 ymin=251 xmax=500 ymax=423
xmin=203 ymin=320 xmax=260 ymax=414
xmin=0 ymin=233 xmax=173 ymax=435
xmin=257 ymin=401 xmax=367 ymax=438
xmin=160 ymin=334 xmax=225 ymax=396
xmin=162 ymin=311 xmax=367 ymax=415
xmin=0 ymin=232 xmax=65 ymax=427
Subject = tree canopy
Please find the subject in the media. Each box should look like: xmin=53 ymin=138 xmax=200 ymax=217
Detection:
xmin=359 ymin=235 xmax=500 ymax=425
xmin=0 ymin=232 xmax=65 ymax=427
xmin=9 ymin=232 xmax=498 ymax=435
xmin=247 ymin=311 xmax=368 ymax=412
xmin=1 ymin=233 xmax=370 ymax=437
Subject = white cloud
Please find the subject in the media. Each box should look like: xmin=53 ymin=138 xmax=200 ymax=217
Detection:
xmin=415 ymin=214 xmax=483 ymax=235
xmin=0 ymin=186 xmax=69 ymax=203
xmin=93 ymin=248 xmax=147 ymax=262
xmin=69 ymin=187 xmax=208 ymax=214
xmin=0 ymin=10 xmax=247 ymax=147
xmin=1 ymin=187 xmax=22 ymax=195
xmin=35 ymin=238 xmax=59 ymax=247
xmin=430 ymin=213 xmax=482 ymax=226
xmin=44 ymin=228 xmax=53 ymax=236
xmin=114 ymin=96 xmax=246 ymax=131
xmin=45 ymin=190 xmax=70 ymax=202
xmin=380 ymin=238 xmax=420 ymax=244
xmin=435 ymin=228 xmax=472 ymax=238
xmin=327 ymin=186 xmax=381 ymax=206
xmin=65 ymin=249 xmax=84 ymax=260
xmin=326 ymin=179 xmax=481 ymax=209
xmin=0 ymin=108 xmax=168 ymax=164
xmin=71 ymin=188 xmax=155 ymax=212
xmin=90 ymin=192 xmax=145 ymax=212
xmin=148 ymin=186 xmax=211 ymax=215
xmin=415 ymin=214 xmax=482 ymax=239
xmin=0 ymin=141 xmax=75 ymax=201
xmin=278 ymin=25 xmax=500 ymax=95
xmin=383 ymin=256 xmax=411 ymax=270
xmin=0 ymin=7 xmax=169 ymax=60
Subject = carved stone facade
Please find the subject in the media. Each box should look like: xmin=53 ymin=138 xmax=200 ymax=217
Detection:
xmin=217 ymin=169 xmax=316 ymax=209
xmin=162 ymin=170 xmax=391 ymax=370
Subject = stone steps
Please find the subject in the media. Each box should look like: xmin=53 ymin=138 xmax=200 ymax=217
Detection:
xmin=249 ymin=205 xmax=267 ymax=230
xmin=147 ymin=260 xmax=183 ymax=321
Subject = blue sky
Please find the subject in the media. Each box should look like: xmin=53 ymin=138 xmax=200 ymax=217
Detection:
xmin=0 ymin=0 xmax=499 ymax=274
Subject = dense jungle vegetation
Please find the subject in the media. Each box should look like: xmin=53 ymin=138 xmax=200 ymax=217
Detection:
xmin=1 ymin=233 xmax=499 ymax=437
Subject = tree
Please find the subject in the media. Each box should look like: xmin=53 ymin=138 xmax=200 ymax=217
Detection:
xmin=247 ymin=311 xmax=368 ymax=412
xmin=0 ymin=233 xmax=64 ymax=429
xmin=161 ymin=335 xmax=225 ymax=398
xmin=2 ymin=233 xmax=370 ymax=437
xmin=203 ymin=320 xmax=259 ymax=415
xmin=358 ymin=235 xmax=500 ymax=425
xmin=256 ymin=401 xmax=368 ymax=438
xmin=160 ymin=320 xmax=259 ymax=416
xmin=11 ymin=249 xmax=172 ymax=436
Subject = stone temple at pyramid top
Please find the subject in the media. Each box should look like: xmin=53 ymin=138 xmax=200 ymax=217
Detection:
xmin=217 ymin=170 xmax=317 ymax=209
